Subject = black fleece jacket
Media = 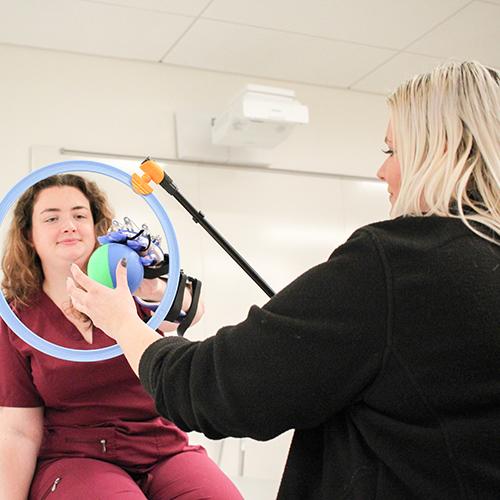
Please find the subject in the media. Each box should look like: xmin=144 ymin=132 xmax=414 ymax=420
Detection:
xmin=139 ymin=216 xmax=500 ymax=499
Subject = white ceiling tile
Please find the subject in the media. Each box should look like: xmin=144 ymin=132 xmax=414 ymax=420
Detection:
xmin=0 ymin=0 xmax=193 ymax=61
xmin=204 ymin=0 xmax=470 ymax=49
xmin=408 ymin=2 xmax=500 ymax=67
xmin=163 ymin=20 xmax=395 ymax=87
xmin=80 ymin=0 xmax=210 ymax=16
xmin=352 ymin=53 xmax=445 ymax=94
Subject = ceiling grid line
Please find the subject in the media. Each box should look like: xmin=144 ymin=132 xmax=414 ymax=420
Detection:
xmin=347 ymin=0 xmax=476 ymax=89
xmin=199 ymin=17 xmax=402 ymax=52
xmin=158 ymin=0 xmax=216 ymax=62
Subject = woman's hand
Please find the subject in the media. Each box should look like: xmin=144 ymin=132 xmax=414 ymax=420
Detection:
xmin=67 ymin=260 xmax=139 ymax=340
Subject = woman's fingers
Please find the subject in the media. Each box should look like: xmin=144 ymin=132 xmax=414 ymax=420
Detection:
xmin=115 ymin=258 xmax=129 ymax=291
xmin=70 ymin=262 xmax=97 ymax=292
xmin=66 ymin=276 xmax=89 ymax=314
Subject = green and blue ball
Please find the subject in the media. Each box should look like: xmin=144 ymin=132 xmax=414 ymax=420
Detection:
xmin=87 ymin=243 xmax=144 ymax=293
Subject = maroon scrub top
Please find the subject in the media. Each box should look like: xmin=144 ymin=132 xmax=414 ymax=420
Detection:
xmin=0 ymin=292 xmax=189 ymax=470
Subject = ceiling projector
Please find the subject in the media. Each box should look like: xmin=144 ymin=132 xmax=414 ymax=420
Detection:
xmin=211 ymin=84 xmax=309 ymax=148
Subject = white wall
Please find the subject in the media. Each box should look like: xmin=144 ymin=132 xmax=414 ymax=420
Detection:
xmin=0 ymin=44 xmax=389 ymax=185
xmin=0 ymin=44 xmax=391 ymax=498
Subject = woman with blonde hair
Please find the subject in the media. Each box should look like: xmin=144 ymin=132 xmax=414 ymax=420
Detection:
xmin=386 ymin=61 xmax=499 ymax=240
xmin=69 ymin=61 xmax=500 ymax=499
xmin=0 ymin=174 xmax=242 ymax=499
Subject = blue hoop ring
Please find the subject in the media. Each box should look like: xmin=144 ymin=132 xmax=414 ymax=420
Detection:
xmin=0 ymin=160 xmax=180 ymax=362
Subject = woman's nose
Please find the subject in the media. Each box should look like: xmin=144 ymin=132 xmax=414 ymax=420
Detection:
xmin=62 ymin=219 xmax=77 ymax=231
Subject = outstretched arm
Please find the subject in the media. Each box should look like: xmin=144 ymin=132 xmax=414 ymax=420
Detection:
xmin=69 ymin=229 xmax=388 ymax=441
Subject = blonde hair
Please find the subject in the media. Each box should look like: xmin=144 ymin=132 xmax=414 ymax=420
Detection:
xmin=388 ymin=61 xmax=499 ymax=244
xmin=2 ymin=174 xmax=114 ymax=308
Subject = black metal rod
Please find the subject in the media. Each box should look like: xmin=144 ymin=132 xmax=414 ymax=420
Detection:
xmin=158 ymin=173 xmax=275 ymax=298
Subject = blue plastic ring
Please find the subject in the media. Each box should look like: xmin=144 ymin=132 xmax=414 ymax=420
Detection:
xmin=0 ymin=160 xmax=180 ymax=362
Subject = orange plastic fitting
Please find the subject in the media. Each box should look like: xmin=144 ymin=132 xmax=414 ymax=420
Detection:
xmin=131 ymin=158 xmax=165 ymax=195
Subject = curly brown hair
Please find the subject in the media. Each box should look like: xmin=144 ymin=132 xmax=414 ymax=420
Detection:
xmin=1 ymin=174 xmax=114 ymax=308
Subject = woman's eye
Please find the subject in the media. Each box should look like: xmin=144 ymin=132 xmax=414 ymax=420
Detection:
xmin=75 ymin=214 xmax=87 ymax=219
xmin=381 ymin=148 xmax=394 ymax=156
xmin=45 ymin=217 xmax=57 ymax=223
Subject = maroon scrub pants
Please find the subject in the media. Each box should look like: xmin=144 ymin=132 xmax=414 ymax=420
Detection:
xmin=29 ymin=447 xmax=243 ymax=499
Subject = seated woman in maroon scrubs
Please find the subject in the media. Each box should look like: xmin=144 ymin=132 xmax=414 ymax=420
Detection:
xmin=0 ymin=174 xmax=242 ymax=499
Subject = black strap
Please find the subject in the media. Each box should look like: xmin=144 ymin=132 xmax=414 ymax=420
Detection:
xmin=164 ymin=272 xmax=187 ymax=322
xmin=177 ymin=278 xmax=202 ymax=337
xmin=142 ymin=264 xmax=202 ymax=335
xmin=143 ymin=253 xmax=170 ymax=279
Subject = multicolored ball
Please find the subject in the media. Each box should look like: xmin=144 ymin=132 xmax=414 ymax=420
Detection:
xmin=87 ymin=243 xmax=144 ymax=293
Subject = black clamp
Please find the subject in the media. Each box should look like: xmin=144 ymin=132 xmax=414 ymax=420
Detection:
xmin=142 ymin=254 xmax=202 ymax=336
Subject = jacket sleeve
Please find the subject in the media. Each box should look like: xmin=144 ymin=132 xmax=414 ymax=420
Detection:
xmin=139 ymin=228 xmax=388 ymax=440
